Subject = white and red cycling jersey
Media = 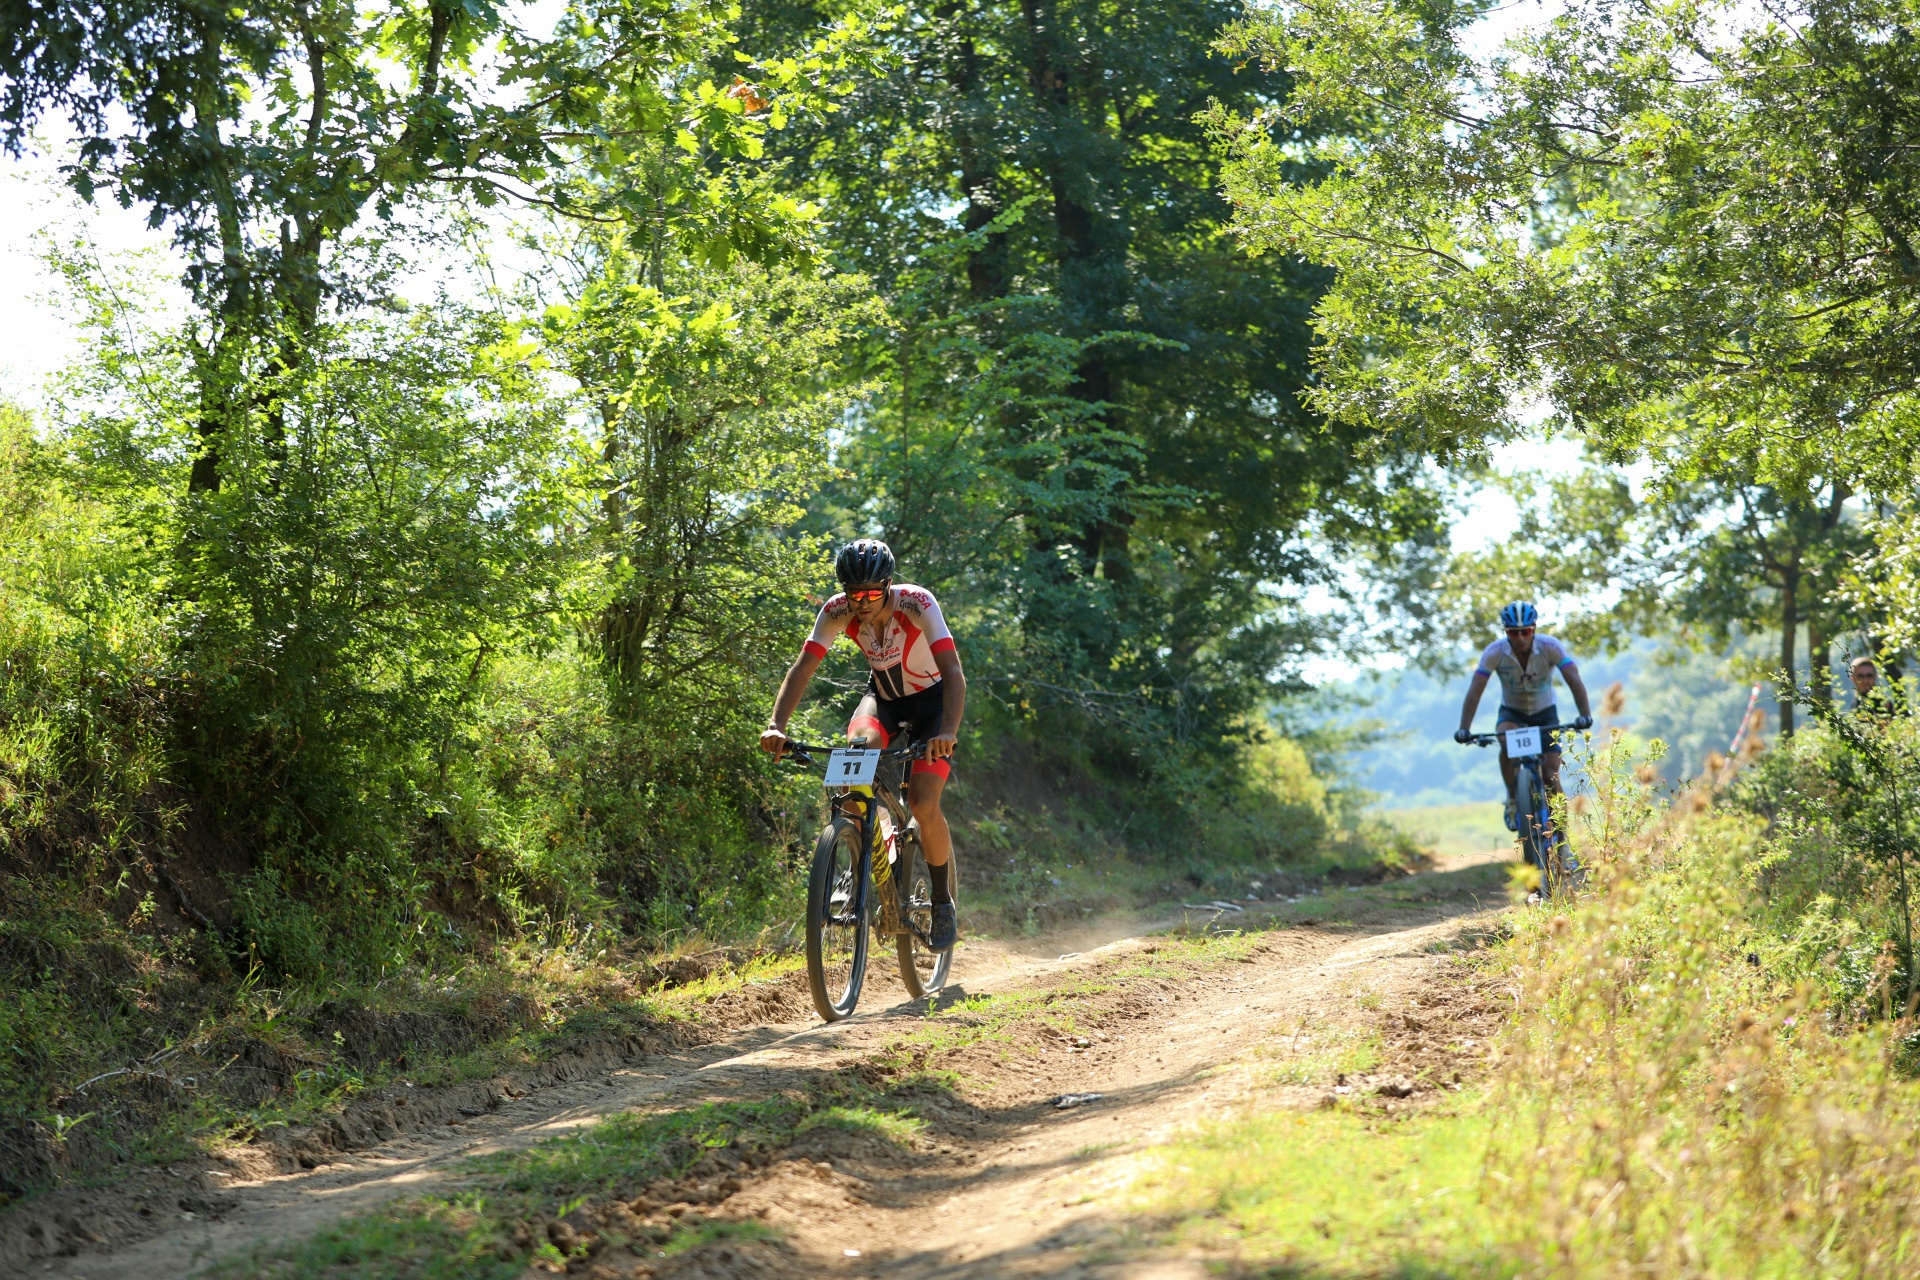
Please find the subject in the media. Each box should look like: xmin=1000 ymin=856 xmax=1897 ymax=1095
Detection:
xmin=803 ymin=585 xmax=956 ymax=701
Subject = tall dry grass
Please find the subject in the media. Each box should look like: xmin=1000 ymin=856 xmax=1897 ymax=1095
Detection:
xmin=1486 ymin=730 xmax=1920 ymax=1276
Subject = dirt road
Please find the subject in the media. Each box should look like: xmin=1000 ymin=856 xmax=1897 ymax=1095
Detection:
xmin=29 ymin=862 xmax=1507 ymax=1278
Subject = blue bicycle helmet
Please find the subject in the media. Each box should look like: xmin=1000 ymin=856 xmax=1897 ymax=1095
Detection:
xmin=1499 ymin=601 xmax=1539 ymax=629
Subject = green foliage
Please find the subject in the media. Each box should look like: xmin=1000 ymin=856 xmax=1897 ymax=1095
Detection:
xmin=738 ymin=0 xmax=1450 ymax=802
xmin=1732 ymin=698 xmax=1920 ymax=1010
xmin=1130 ymin=752 xmax=1920 ymax=1277
xmin=1210 ymin=0 xmax=1920 ymax=482
xmin=541 ymin=251 xmax=878 ymax=715
xmin=0 ymin=0 xmax=846 ymax=326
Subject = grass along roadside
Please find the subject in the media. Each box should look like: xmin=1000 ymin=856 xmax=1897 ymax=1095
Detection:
xmin=1103 ymin=804 xmax=1920 ymax=1276
xmin=215 ymin=1075 xmax=934 ymax=1279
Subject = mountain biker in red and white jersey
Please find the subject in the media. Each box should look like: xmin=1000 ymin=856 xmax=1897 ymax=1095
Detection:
xmin=760 ymin=539 xmax=964 ymax=952
xmin=1453 ymin=602 xmax=1594 ymax=832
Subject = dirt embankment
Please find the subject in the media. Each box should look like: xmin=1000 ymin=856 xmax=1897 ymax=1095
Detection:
xmin=3 ymin=961 xmax=815 ymax=1268
xmin=22 ymin=859 xmax=1510 ymax=1278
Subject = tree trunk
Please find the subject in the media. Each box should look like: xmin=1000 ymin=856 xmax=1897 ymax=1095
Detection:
xmin=1809 ymin=616 xmax=1831 ymax=706
xmin=1018 ymin=0 xmax=1134 ymax=583
xmin=942 ymin=9 xmax=1006 ymax=303
xmin=1779 ymin=562 xmax=1800 ymax=736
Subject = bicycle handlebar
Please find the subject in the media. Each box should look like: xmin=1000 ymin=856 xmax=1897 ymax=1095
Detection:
xmin=1461 ymin=722 xmax=1576 ymax=748
xmin=777 ymin=739 xmax=929 ymax=767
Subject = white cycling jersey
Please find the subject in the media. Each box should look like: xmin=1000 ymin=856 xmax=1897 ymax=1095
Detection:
xmin=803 ymin=584 xmax=955 ymax=701
xmin=1475 ymin=635 xmax=1575 ymax=715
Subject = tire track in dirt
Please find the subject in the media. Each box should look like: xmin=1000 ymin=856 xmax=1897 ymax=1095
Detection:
xmin=29 ymin=865 xmax=1507 ymax=1277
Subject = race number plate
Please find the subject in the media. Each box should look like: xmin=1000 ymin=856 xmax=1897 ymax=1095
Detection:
xmin=1505 ymin=725 xmax=1544 ymax=758
xmin=826 ymin=749 xmax=880 ymax=787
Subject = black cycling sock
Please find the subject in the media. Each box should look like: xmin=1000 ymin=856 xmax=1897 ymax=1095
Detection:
xmin=928 ymin=859 xmax=953 ymax=905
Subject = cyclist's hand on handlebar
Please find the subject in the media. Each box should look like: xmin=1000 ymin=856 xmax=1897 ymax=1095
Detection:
xmin=759 ymin=726 xmax=789 ymax=760
xmin=1453 ymin=728 xmax=1473 ymax=745
xmin=1573 ymin=715 xmax=1593 ymax=731
xmin=927 ymin=731 xmax=958 ymax=760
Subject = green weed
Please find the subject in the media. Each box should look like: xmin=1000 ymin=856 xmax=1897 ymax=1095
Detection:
xmin=794 ymin=1104 xmax=926 ymax=1147
xmin=659 ymin=1218 xmax=782 ymax=1256
xmin=1259 ymin=1022 xmax=1384 ymax=1085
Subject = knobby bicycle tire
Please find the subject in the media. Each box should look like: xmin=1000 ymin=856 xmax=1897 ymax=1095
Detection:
xmin=893 ymin=825 xmax=956 ymax=1000
xmin=807 ymin=815 xmax=869 ymax=1021
xmin=1516 ymin=763 xmax=1550 ymax=886
xmin=1517 ymin=763 xmax=1573 ymax=900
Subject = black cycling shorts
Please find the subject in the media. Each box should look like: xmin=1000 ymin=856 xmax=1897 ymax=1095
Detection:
xmin=848 ymin=680 xmax=950 ymax=778
xmin=1497 ymin=704 xmax=1563 ymax=754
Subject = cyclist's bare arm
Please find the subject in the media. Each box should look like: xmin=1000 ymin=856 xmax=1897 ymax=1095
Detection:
xmin=929 ymin=647 xmax=965 ymax=760
xmin=1457 ymin=671 xmax=1491 ymax=735
xmin=762 ymin=648 xmax=825 ymax=757
xmin=1562 ymin=662 xmax=1594 ymax=721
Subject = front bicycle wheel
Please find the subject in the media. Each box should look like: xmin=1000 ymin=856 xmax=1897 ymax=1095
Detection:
xmin=1515 ymin=763 xmax=1551 ymax=892
xmin=894 ymin=827 xmax=956 ymax=1000
xmin=806 ymin=816 xmax=869 ymax=1021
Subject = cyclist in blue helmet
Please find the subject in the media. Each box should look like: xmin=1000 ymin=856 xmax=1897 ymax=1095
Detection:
xmin=1454 ymin=602 xmax=1594 ymax=832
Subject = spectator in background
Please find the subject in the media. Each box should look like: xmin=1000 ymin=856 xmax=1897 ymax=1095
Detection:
xmin=1849 ymin=655 xmax=1904 ymax=722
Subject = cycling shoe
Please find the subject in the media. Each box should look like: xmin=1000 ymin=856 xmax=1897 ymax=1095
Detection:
xmin=930 ymin=902 xmax=958 ymax=952
xmin=1503 ymin=798 xmax=1518 ymax=832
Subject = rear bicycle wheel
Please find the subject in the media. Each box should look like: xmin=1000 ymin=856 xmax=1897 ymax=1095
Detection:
xmin=806 ymin=816 xmax=869 ymax=1021
xmin=894 ymin=827 xmax=956 ymax=1000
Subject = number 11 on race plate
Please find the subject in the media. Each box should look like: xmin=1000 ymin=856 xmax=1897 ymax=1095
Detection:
xmin=1505 ymin=725 xmax=1543 ymax=758
xmin=826 ymin=749 xmax=880 ymax=787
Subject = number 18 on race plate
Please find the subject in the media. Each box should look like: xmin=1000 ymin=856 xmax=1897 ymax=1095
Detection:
xmin=1504 ymin=726 xmax=1543 ymax=758
xmin=826 ymin=749 xmax=880 ymax=787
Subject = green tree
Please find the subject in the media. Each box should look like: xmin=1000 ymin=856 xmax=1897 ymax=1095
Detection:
xmin=538 ymin=248 xmax=880 ymax=718
xmin=1208 ymin=0 xmax=1920 ymax=494
xmin=45 ymin=245 xmax=574 ymax=970
xmin=0 ymin=0 xmax=851 ymax=493
xmin=740 ymin=0 xmax=1448 ymax=752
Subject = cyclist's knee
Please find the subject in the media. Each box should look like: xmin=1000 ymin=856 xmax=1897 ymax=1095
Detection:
xmin=908 ymin=774 xmax=946 ymax=817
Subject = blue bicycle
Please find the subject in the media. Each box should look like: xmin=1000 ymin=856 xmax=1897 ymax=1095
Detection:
xmin=1463 ymin=723 xmax=1581 ymax=900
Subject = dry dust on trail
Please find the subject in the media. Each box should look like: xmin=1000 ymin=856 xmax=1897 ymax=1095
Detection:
xmin=29 ymin=855 xmax=1510 ymax=1279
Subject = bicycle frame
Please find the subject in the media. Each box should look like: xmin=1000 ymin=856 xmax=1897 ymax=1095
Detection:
xmin=782 ymin=740 xmax=934 ymax=946
xmin=1464 ymin=722 xmax=1574 ymax=881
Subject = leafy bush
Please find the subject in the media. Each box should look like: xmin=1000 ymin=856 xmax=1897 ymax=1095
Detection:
xmin=1729 ymin=701 xmax=1920 ymax=1013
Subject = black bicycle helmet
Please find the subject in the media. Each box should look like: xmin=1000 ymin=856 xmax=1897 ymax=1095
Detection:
xmin=834 ymin=538 xmax=896 ymax=587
